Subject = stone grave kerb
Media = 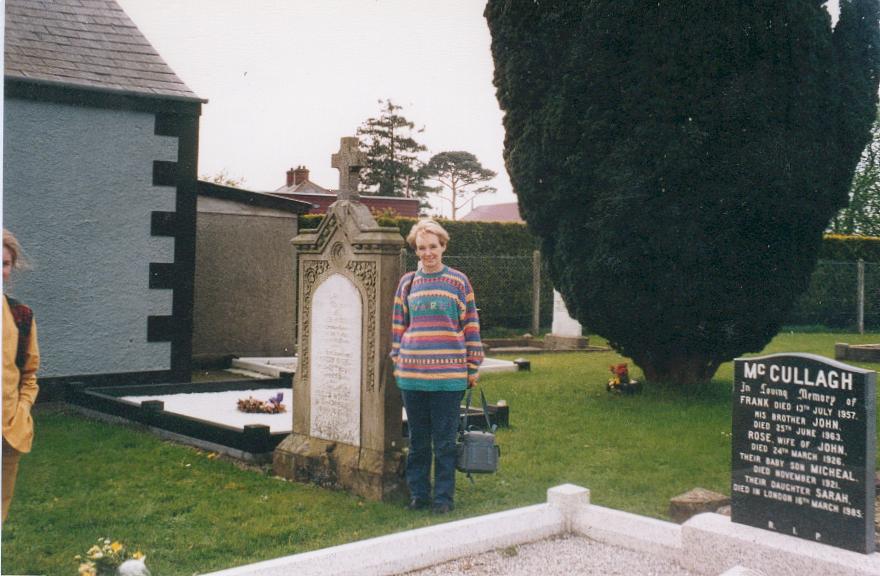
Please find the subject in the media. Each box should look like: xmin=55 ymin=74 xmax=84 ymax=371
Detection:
xmin=273 ymin=136 xmax=407 ymax=501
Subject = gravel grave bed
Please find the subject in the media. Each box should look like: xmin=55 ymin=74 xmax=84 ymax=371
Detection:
xmin=400 ymin=534 xmax=698 ymax=576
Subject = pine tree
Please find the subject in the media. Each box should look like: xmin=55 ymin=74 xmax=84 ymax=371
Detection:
xmin=422 ymin=151 xmax=497 ymax=220
xmin=486 ymin=0 xmax=880 ymax=385
xmin=356 ymin=99 xmax=428 ymax=198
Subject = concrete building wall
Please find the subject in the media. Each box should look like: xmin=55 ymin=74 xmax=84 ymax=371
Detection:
xmin=193 ymin=197 xmax=298 ymax=362
xmin=3 ymin=98 xmax=177 ymax=378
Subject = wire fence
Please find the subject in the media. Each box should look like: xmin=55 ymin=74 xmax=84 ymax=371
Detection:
xmin=402 ymin=252 xmax=880 ymax=334
xmin=788 ymin=259 xmax=880 ymax=331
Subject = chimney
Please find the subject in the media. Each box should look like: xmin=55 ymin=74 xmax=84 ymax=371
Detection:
xmin=294 ymin=165 xmax=309 ymax=185
xmin=285 ymin=165 xmax=310 ymax=188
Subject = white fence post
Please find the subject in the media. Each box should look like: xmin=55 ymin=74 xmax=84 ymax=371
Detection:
xmin=532 ymin=250 xmax=541 ymax=335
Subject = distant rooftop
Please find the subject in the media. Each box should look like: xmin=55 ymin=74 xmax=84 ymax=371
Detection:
xmin=460 ymin=202 xmax=524 ymax=223
xmin=269 ymin=165 xmax=421 ymax=217
xmin=5 ymin=0 xmax=204 ymax=102
xmin=273 ymin=166 xmax=333 ymax=195
xmin=198 ymin=181 xmax=312 ymax=215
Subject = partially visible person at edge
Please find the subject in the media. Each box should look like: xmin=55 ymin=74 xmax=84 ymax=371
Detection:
xmin=2 ymin=229 xmax=40 ymax=523
xmin=390 ymin=219 xmax=483 ymax=515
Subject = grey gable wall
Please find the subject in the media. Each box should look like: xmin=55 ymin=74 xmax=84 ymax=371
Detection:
xmin=193 ymin=198 xmax=299 ymax=363
xmin=4 ymin=97 xmax=177 ymax=377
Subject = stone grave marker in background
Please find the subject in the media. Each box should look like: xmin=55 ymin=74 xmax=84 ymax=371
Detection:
xmin=731 ymin=353 xmax=876 ymax=553
xmin=273 ymin=136 xmax=406 ymax=501
xmin=543 ymin=290 xmax=588 ymax=350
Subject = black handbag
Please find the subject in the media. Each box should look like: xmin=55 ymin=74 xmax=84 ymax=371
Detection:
xmin=456 ymin=388 xmax=500 ymax=482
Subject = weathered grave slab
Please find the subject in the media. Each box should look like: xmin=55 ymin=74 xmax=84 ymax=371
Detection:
xmin=669 ymin=487 xmax=730 ymax=524
xmin=732 ymin=353 xmax=876 ymax=553
xmin=230 ymin=357 xmax=298 ymax=378
xmin=836 ymin=343 xmax=880 ymax=363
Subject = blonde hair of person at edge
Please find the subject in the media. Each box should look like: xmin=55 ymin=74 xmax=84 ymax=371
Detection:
xmin=2 ymin=229 xmax=40 ymax=523
xmin=390 ymin=219 xmax=483 ymax=515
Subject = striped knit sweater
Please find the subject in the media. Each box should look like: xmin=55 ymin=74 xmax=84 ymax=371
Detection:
xmin=391 ymin=266 xmax=483 ymax=391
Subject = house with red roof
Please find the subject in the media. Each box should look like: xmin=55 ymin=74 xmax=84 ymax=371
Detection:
xmin=271 ymin=166 xmax=422 ymax=218
xmin=460 ymin=202 xmax=524 ymax=223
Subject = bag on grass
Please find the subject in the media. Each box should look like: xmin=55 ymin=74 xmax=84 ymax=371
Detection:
xmin=456 ymin=388 xmax=500 ymax=480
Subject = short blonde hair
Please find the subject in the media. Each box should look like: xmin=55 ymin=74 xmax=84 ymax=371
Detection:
xmin=406 ymin=219 xmax=450 ymax=249
xmin=3 ymin=229 xmax=28 ymax=270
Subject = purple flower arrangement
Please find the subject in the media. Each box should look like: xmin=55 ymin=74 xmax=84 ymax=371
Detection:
xmin=237 ymin=392 xmax=287 ymax=414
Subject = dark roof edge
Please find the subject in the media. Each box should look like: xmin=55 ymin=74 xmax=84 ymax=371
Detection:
xmin=275 ymin=190 xmax=421 ymax=202
xmin=4 ymin=74 xmax=207 ymax=104
xmin=198 ymin=181 xmax=313 ymax=214
xmin=5 ymin=77 xmax=203 ymax=115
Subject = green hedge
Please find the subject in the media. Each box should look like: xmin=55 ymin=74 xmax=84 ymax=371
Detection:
xmin=298 ymin=216 xmax=880 ymax=330
xmin=298 ymin=215 xmax=549 ymax=330
xmin=300 ymin=215 xmax=539 ymax=255
xmin=819 ymin=234 xmax=880 ymax=262
xmin=304 ymin=217 xmax=880 ymax=262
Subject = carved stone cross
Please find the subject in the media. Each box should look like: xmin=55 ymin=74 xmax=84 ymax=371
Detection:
xmin=331 ymin=136 xmax=366 ymax=201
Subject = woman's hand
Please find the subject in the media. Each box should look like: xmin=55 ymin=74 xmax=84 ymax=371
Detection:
xmin=467 ymin=374 xmax=478 ymax=389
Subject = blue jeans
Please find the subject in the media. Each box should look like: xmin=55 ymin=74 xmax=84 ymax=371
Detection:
xmin=401 ymin=389 xmax=463 ymax=506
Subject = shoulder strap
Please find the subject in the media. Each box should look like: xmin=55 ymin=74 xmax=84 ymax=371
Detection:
xmin=403 ymin=271 xmax=416 ymax=298
xmin=6 ymin=295 xmax=33 ymax=370
xmin=461 ymin=389 xmax=495 ymax=433
xmin=459 ymin=389 xmax=496 ymax=485
xmin=401 ymin=271 xmax=417 ymax=315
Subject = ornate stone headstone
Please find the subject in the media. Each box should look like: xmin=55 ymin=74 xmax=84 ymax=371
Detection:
xmin=544 ymin=290 xmax=589 ymax=350
xmin=273 ymin=136 xmax=406 ymax=501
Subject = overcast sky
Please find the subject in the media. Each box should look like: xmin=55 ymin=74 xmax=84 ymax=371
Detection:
xmin=115 ymin=1 xmax=842 ymax=218
xmin=115 ymin=0 xmax=508 ymax=218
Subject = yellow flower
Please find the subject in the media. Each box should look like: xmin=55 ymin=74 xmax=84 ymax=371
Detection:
xmin=132 ymin=551 xmax=145 ymax=560
xmin=78 ymin=561 xmax=97 ymax=576
xmin=111 ymin=541 xmax=123 ymax=553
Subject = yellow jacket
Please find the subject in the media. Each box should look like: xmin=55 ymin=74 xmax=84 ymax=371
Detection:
xmin=3 ymin=296 xmax=39 ymax=452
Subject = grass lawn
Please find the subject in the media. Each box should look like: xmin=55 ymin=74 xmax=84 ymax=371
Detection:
xmin=3 ymin=331 xmax=879 ymax=575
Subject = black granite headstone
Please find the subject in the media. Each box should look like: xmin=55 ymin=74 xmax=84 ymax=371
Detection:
xmin=732 ymin=353 xmax=876 ymax=553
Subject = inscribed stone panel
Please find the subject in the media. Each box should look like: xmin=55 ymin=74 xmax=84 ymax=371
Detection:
xmin=309 ymin=273 xmax=362 ymax=445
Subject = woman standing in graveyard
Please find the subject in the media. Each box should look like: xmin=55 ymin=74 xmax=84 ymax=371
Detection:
xmin=390 ymin=219 xmax=483 ymax=514
xmin=2 ymin=229 xmax=40 ymax=522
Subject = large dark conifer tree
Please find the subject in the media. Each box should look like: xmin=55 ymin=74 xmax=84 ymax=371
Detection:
xmin=486 ymin=1 xmax=880 ymax=385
